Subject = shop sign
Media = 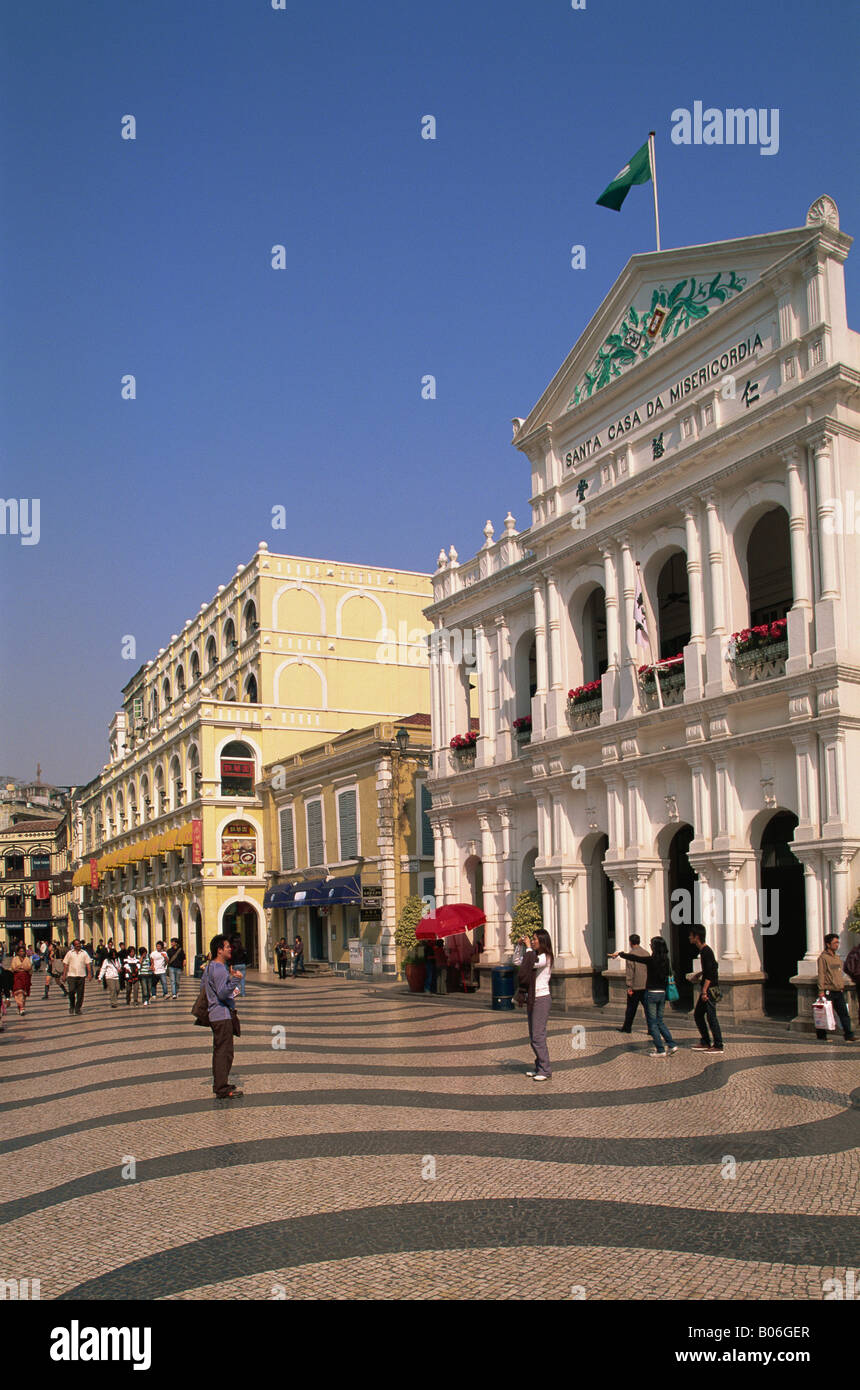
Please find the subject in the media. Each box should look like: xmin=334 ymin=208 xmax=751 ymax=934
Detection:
xmin=192 ymin=819 xmax=203 ymax=866
xmin=348 ymin=938 xmax=363 ymax=969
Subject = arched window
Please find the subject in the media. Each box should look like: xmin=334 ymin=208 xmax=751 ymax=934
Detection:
xmin=221 ymin=819 xmax=257 ymax=877
xmin=244 ymin=672 xmax=259 ymax=704
xmin=31 ymin=852 xmax=50 ymax=879
xmin=243 ymin=601 xmax=258 ymax=641
xmin=140 ymin=774 xmax=150 ymax=820
xmin=169 ymin=756 xmax=183 ymax=809
xmin=223 ymin=619 xmax=236 ymax=656
xmin=220 ymin=741 xmax=256 ymax=797
xmin=187 ymin=745 xmax=201 ymax=801
xmin=747 ymin=508 xmax=793 ymax=626
xmin=656 ymin=552 xmax=690 ymax=659
xmin=162 ymin=676 xmax=172 ymax=707
xmin=5 ymin=852 xmax=24 ymax=878
xmin=116 ymin=792 xmax=125 ymax=832
xmin=150 ymin=690 xmax=159 ymax=722
xmin=190 ymin=650 xmax=201 ymax=684
xmin=205 ymin=636 xmax=217 ymax=671
xmin=104 ymin=799 xmax=114 ymax=840
xmin=128 ymin=784 xmax=138 ymax=827
xmin=154 ymin=767 xmax=165 ymax=817
xmin=175 ymin=664 xmax=186 ymax=697
xmin=582 ymin=588 xmax=608 ymax=684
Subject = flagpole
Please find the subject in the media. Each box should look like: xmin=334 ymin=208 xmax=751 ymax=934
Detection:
xmin=648 ymin=131 xmax=661 ymax=252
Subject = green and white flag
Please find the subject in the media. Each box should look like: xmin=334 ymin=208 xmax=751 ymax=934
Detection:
xmin=596 ymin=139 xmax=652 ymax=211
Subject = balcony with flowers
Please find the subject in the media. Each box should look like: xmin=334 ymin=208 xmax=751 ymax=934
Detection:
xmin=513 ymin=715 xmax=532 ymax=749
xmin=638 ymin=654 xmax=685 ymax=710
xmin=566 ymin=680 xmax=603 ymax=729
xmin=449 ymin=729 xmax=478 ymax=771
xmin=728 ymin=619 xmax=788 ymax=686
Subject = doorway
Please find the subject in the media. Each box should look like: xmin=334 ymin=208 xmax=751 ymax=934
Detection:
xmin=667 ymin=824 xmax=699 ymax=1006
xmin=222 ymin=902 xmax=259 ymax=967
xmin=760 ymin=812 xmax=805 ymax=1018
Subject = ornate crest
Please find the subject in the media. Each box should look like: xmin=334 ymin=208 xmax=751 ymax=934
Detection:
xmin=569 ymin=270 xmax=747 ymax=407
xmin=806 ymin=195 xmax=839 ymax=230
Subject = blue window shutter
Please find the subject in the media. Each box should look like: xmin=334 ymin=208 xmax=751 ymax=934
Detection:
xmin=338 ymin=789 xmax=358 ymax=859
xmin=279 ymin=807 xmax=295 ymax=871
xmin=307 ymin=800 xmax=324 ymax=866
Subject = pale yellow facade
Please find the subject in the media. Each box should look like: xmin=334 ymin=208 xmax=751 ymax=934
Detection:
xmin=70 ymin=545 xmax=433 ymax=970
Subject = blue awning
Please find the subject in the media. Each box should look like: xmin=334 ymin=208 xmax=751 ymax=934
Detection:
xmin=323 ymin=874 xmax=362 ymax=905
xmin=264 ymin=884 xmax=295 ymax=909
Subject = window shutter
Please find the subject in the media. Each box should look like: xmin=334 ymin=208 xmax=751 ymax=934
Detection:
xmin=279 ymin=807 xmax=295 ymax=871
xmin=420 ymin=782 xmax=434 ymax=857
xmin=338 ymin=789 xmax=358 ymax=860
xmin=307 ymin=800 xmax=324 ymax=866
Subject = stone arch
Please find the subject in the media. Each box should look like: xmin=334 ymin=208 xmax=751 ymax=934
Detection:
xmin=335 ymin=589 xmax=387 ymax=638
xmin=272 ymin=581 xmax=326 ymax=634
xmin=274 ymin=657 xmax=327 ymax=709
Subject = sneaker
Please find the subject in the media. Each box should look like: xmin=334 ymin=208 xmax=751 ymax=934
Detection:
xmin=220 ymin=1088 xmax=244 ymax=1099
xmin=648 ymin=1049 xmax=667 ymax=1057
xmin=525 ymin=1069 xmax=537 ymax=1076
xmin=708 ymin=1046 xmax=724 ymax=1054
xmin=532 ymin=1073 xmax=551 ymax=1082
xmin=691 ymin=1042 xmax=711 ymax=1051
xmin=666 ymin=1045 xmax=678 ymax=1054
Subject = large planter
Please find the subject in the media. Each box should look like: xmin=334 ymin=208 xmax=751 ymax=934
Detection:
xmin=567 ymin=695 xmax=602 ymax=728
xmin=404 ymin=962 xmax=426 ymax=992
xmin=639 ymin=668 xmax=685 ymax=709
xmin=450 ymin=748 xmax=476 ymax=771
xmin=732 ymin=639 xmax=788 ymax=685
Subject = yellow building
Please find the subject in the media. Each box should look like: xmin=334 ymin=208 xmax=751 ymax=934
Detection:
xmin=0 ymin=815 xmax=72 ymax=949
xmin=70 ymin=545 xmax=433 ymax=970
xmin=262 ymin=715 xmax=434 ymax=975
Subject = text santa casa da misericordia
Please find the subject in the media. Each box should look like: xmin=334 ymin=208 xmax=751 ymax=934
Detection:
xmin=564 ymin=331 xmax=764 ymax=467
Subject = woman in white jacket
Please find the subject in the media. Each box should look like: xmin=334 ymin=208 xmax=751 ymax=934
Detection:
xmin=525 ymin=929 xmax=554 ymax=1082
xmin=98 ymin=949 xmax=122 ymax=1008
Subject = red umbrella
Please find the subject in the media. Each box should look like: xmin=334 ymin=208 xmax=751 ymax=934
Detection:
xmin=415 ymin=903 xmax=486 ymax=939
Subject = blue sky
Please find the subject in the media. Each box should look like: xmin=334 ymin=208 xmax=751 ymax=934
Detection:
xmin=2 ymin=0 xmax=858 ymax=784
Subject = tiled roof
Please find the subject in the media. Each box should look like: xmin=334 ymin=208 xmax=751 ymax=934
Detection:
xmin=398 ymin=713 xmax=432 ymax=727
xmin=1 ymin=818 xmax=63 ymax=834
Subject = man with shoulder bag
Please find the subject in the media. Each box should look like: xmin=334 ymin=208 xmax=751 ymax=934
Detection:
xmin=200 ymin=934 xmax=245 ymax=1099
xmin=816 ymin=934 xmax=856 ymax=1043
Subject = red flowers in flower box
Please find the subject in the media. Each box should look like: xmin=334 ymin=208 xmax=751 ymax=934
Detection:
xmin=638 ymin=654 xmax=684 ymax=680
xmin=512 ymin=716 xmax=532 ymax=732
xmin=450 ymin=731 xmax=478 ymax=750
xmin=730 ymin=618 xmax=787 ymax=656
xmin=567 ymin=679 xmax=602 ymax=705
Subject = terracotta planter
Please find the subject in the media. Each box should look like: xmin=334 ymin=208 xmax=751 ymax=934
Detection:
xmin=405 ymin=962 xmax=426 ymax=992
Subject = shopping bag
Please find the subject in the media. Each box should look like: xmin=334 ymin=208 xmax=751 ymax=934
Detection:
xmin=812 ymin=996 xmax=837 ymax=1032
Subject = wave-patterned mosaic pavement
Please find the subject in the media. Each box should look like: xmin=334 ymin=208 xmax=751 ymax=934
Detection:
xmin=2 ymin=976 xmax=858 ymax=1300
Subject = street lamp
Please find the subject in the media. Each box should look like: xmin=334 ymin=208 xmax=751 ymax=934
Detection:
xmin=394 ymin=726 xmax=409 ymax=756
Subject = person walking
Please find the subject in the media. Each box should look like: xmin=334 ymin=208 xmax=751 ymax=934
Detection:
xmin=61 ymin=940 xmax=93 ymax=1015
xmin=611 ymin=937 xmax=678 ymax=1057
xmin=11 ymin=944 xmax=33 ymax=1015
xmin=521 ymin=929 xmax=554 ymax=1081
xmin=816 ymin=933 xmax=856 ymax=1042
xmin=229 ymin=935 xmax=247 ymax=996
xmin=151 ymin=941 xmax=170 ymax=999
xmin=43 ymin=942 xmax=68 ymax=999
xmin=686 ymin=927 xmax=724 ymax=1053
xmin=138 ymin=947 xmax=154 ymax=1006
xmin=204 ymin=933 xmax=244 ymax=1099
xmin=98 ymin=949 xmax=122 ymax=1008
xmin=123 ymin=948 xmax=141 ymax=1007
xmin=275 ymin=938 xmax=290 ymax=981
xmin=292 ymin=934 xmax=305 ymax=977
xmin=618 ymin=933 xmax=649 ymax=1034
xmin=166 ymin=938 xmax=185 ymax=999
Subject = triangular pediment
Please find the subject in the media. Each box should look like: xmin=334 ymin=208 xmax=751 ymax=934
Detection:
xmin=514 ymin=225 xmax=820 ymax=444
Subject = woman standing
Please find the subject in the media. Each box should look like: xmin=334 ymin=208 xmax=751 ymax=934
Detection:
xmin=123 ymin=947 xmax=141 ymax=1006
xmin=523 ymin=929 xmax=554 ymax=1082
xmin=610 ymin=937 xmax=677 ymax=1057
xmin=275 ymin=938 xmax=290 ymax=981
xmin=98 ymin=949 xmax=122 ymax=1008
xmin=11 ymin=944 xmax=33 ymax=1015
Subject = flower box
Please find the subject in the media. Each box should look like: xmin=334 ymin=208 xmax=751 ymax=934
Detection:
xmin=567 ymin=680 xmax=602 ymax=707
xmin=732 ymin=639 xmax=788 ymax=686
xmin=729 ymin=618 xmax=787 ymax=658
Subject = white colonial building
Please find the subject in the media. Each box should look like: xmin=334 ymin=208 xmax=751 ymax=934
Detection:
xmin=426 ymin=196 xmax=860 ymax=1025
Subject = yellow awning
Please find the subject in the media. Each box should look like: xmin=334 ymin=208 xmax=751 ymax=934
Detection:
xmin=175 ymin=823 xmax=194 ymax=847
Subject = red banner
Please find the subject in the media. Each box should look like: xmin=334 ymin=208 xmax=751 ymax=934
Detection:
xmin=36 ymin=879 xmax=51 ymax=900
xmin=89 ymin=858 xmax=99 ymax=889
xmin=192 ymin=819 xmax=203 ymax=866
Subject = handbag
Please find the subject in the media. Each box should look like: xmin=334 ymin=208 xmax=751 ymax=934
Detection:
xmin=666 ymin=974 xmax=679 ymax=1003
xmin=708 ymin=985 xmax=723 ymax=1003
xmin=231 ymin=1012 xmax=241 ymax=1037
xmin=191 ymin=966 xmax=210 ymax=1027
xmin=812 ymin=995 xmax=837 ymax=1032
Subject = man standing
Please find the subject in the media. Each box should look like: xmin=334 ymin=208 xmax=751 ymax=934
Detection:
xmin=204 ymin=934 xmax=244 ymax=1099
xmin=61 ymin=939 xmax=93 ymax=1016
xmin=816 ymin=934 xmax=856 ymax=1042
xmin=292 ymin=934 xmax=305 ymax=977
xmin=167 ymin=938 xmax=185 ymax=999
xmin=689 ymin=926 xmax=723 ymax=1054
xmin=151 ymin=940 xmax=170 ymax=999
xmin=618 ymin=933 xmax=649 ymax=1034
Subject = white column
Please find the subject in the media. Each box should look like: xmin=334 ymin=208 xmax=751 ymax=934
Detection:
xmin=618 ymin=537 xmax=638 ymax=717
xmin=599 ymin=543 xmax=620 ymax=721
xmin=828 ymin=853 xmax=852 ymax=938
xmin=682 ymin=500 xmax=706 ymax=699
xmin=720 ymin=866 xmax=742 ymax=964
xmin=545 ymin=571 xmax=566 ymax=736
xmin=475 ymin=622 xmax=493 ymax=768
xmin=812 ymin=433 xmax=839 ymax=599
xmin=798 ymin=854 xmax=824 ymax=972
xmin=784 ymin=447 xmax=812 ymax=610
xmin=477 ymin=812 xmax=501 ymax=961
xmin=703 ymin=490 xmax=729 ymax=695
xmin=532 ymin=581 xmax=548 ymax=737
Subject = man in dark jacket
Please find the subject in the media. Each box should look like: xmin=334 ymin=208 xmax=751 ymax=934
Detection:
xmin=619 ymin=934 xmax=649 ymax=1034
xmin=205 ymin=934 xmax=244 ymax=1099
xmin=689 ymin=926 xmax=723 ymax=1053
xmin=845 ymin=941 xmax=860 ymax=1030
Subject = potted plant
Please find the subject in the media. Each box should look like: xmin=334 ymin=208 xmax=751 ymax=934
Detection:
xmin=728 ymin=619 xmax=788 ymax=663
xmin=513 ymin=715 xmax=532 ymax=743
xmin=449 ymin=730 xmax=478 ymax=767
xmin=395 ymin=894 xmax=427 ymax=990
